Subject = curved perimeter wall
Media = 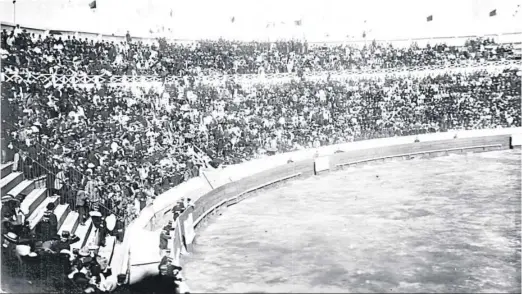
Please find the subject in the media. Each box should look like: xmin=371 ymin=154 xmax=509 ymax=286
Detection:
xmin=118 ymin=127 xmax=522 ymax=288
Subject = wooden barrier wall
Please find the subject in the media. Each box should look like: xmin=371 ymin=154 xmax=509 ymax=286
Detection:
xmin=121 ymin=131 xmax=518 ymax=290
xmin=164 ymin=134 xmax=513 ymax=292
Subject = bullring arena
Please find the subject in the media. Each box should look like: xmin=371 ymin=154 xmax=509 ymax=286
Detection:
xmin=183 ymin=147 xmax=521 ymax=293
xmin=1 ymin=0 xmax=522 ymax=293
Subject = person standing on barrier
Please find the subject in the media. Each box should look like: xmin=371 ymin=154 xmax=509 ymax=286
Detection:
xmin=159 ymin=225 xmax=171 ymax=257
xmin=159 ymin=248 xmax=172 ymax=266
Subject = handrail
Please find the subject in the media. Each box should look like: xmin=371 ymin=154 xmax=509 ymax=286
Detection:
xmin=336 ymin=143 xmax=503 ymax=168
xmin=7 ymin=138 xmax=120 ymax=216
xmin=2 ymin=120 xmax=127 ymax=217
xmin=2 ymin=120 xmax=92 ymax=181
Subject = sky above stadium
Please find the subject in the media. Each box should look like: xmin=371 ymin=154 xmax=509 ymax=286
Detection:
xmin=1 ymin=0 xmax=521 ymax=40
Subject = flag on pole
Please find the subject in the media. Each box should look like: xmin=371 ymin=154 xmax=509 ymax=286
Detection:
xmin=89 ymin=0 xmax=96 ymax=9
xmin=170 ymin=9 xmax=173 ymax=17
xmin=489 ymin=9 xmax=496 ymax=17
xmin=294 ymin=20 xmax=302 ymax=26
xmin=426 ymin=15 xmax=433 ymax=22
xmin=230 ymin=16 xmax=235 ymax=23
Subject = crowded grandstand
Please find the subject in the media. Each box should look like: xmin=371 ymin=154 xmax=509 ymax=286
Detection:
xmin=1 ymin=0 xmax=521 ymax=292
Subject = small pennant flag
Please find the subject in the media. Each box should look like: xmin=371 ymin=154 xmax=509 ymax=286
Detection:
xmin=230 ymin=16 xmax=235 ymax=23
xmin=294 ymin=20 xmax=302 ymax=26
xmin=489 ymin=9 xmax=496 ymax=17
xmin=426 ymin=15 xmax=433 ymax=22
xmin=89 ymin=0 xmax=96 ymax=9
xmin=170 ymin=9 xmax=173 ymax=17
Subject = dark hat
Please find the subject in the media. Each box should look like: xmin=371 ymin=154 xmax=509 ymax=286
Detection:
xmin=61 ymin=231 xmax=71 ymax=238
xmin=46 ymin=202 xmax=56 ymax=211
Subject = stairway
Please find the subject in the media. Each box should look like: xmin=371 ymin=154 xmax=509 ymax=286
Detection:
xmin=1 ymin=161 xmax=96 ymax=251
xmin=2 ymin=161 xmax=119 ymax=289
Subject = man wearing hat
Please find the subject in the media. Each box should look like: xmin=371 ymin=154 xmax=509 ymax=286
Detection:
xmin=85 ymin=172 xmax=99 ymax=208
xmin=171 ymin=200 xmax=184 ymax=220
xmin=54 ymin=230 xmax=80 ymax=252
xmin=35 ymin=202 xmax=58 ymax=242
xmin=1 ymin=195 xmax=25 ymax=235
xmin=159 ymin=248 xmax=173 ymax=267
xmin=166 ymin=220 xmax=173 ymax=231
xmin=159 ymin=225 xmax=171 ymax=257
xmin=157 ymin=256 xmax=183 ymax=294
xmin=76 ymin=190 xmax=89 ymax=226
xmin=90 ymin=207 xmax=106 ymax=247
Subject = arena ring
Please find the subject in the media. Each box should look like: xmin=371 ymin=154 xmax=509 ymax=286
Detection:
xmin=112 ymin=127 xmax=522 ymax=292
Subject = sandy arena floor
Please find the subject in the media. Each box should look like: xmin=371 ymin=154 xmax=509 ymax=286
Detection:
xmin=182 ymin=149 xmax=521 ymax=293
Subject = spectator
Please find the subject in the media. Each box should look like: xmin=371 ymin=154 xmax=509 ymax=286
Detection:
xmin=53 ymin=230 xmax=80 ymax=252
xmin=159 ymin=225 xmax=171 ymax=256
xmin=76 ymin=190 xmax=89 ymax=226
xmin=35 ymin=202 xmax=58 ymax=242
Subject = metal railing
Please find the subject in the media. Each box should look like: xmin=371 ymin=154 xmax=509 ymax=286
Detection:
xmin=2 ymin=127 xmax=119 ymax=218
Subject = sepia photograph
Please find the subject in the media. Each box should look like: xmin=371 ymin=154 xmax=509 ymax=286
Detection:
xmin=0 ymin=0 xmax=521 ymax=293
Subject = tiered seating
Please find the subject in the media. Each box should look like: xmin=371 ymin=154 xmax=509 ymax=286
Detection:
xmin=1 ymin=163 xmax=96 ymax=251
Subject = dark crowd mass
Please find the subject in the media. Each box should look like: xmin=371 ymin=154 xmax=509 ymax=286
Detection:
xmin=1 ymin=24 xmax=521 ymax=294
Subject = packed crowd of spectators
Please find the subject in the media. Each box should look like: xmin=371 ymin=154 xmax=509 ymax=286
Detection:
xmin=1 ymin=24 xmax=521 ymax=293
xmin=2 ymin=25 xmax=519 ymax=77
xmin=3 ymin=64 xmax=520 ymax=224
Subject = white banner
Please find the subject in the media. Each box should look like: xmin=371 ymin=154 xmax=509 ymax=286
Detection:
xmin=183 ymin=213 xmax=196 ymax=245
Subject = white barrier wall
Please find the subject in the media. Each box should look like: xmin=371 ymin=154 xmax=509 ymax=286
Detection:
xmin=116 ymin=127 xmax=522 ymax=289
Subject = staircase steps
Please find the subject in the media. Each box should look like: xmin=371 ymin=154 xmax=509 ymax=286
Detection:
xmin=20 ymin=188 xmax=48 ymax=217
xmin=54 ymin=204 xmax=71 ymax=231
xmin=0 ymin=171 xmax=23 ymax=196
xmin=7 ymin=179 xmax=35 ymax=201
xmin=58 ymin=211 xmax=80 ymax=236
xmin=84 ymin=223 xmax=99 ymax=249
xmin=1 ymin=162 xmax=13 ymax=178
xmin=1 ymin=165 xmax=118 ymax=282
xmin=71 ymin=218 xmax=93 ymax=251
xmin=99 ymin=236 xmax=117 ymax=264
